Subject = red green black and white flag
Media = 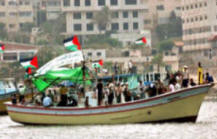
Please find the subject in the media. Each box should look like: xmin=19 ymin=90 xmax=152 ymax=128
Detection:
xmin=20 ymin=56 xmax=38 ymax=69
xmin=63 ymin=36 xmax=81 ymax=51
xmin=135 ymin=37 xmax=147 ymax=45
xmin=92 ymin=59 xmax=103 ymax=68
xmin=0 ymin=44 xmax=5 ymax=53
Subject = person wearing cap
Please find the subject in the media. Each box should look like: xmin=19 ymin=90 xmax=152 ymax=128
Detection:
xmin=182 ymin=65 xmax=189 ymax=88
xmin=197 ymin=62 xmax=203 ymax=85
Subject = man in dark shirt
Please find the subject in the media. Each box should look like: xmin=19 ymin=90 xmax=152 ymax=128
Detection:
xmin=97 ymin=79 xmax=103 ymax=106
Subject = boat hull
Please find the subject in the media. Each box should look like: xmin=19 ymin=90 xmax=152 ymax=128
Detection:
xmin=0 ymin=93 xmax=33 ymax=114
xmin=6 ymin=84 xmax=212 ymax=125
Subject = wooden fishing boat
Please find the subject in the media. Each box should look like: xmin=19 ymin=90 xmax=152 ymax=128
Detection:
xmin=0 ymin=78 xmax=18 ymax=114
xmin=5 ymin=84 xmax=213 ymax=125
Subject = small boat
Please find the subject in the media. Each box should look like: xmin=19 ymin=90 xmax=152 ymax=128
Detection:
xmin=5 ymin=84 xmax=213 ymax=125
xmin=0 ymin=78 xmax=18 ymax=114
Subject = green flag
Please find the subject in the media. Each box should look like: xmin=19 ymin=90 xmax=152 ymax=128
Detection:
xmin=32 ymin=78 xmax=50 ymax=92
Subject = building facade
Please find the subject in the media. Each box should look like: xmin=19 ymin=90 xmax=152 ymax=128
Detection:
xmin=0 ymin=42 xmax=38 ymax=62
xmin=61 ymin=0 xmax=149 ymax=45
xmin=0 ymin=0 xmax=34 ymax=32
xmin=182 ymin=0 xmax=217 ymax=54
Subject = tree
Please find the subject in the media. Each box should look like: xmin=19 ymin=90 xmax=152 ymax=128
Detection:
xmin=37 ymin=45 xmax=65 ymax=67
xmin=156 ymin=11 xmax=182 ymax=41
xmin=93 ymin=6 xmax=111 ymax=34
xmin=0 ymin=23 xmax=8 ymax=40
xmin=40 ymin=14 xmax=66 ymax=45
xmin=151 ymin=53 xmax=165 ymax=72
xmin=156 ymin=39 xmax=174 ymax=52
xmin=20 ymin=22 xmax=35 ymax=33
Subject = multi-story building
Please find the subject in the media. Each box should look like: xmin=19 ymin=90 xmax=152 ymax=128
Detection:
xmin=0 ymin=0 xmax=34 ymax=32
xmin=61 ymin=0 xmax=149 ymax=45
xmin=182 ymin=0 xmax=217 ymax=55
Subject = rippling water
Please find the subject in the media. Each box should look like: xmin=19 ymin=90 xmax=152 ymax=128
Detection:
xmin=0 ymin=101 xmax=217 ymax=139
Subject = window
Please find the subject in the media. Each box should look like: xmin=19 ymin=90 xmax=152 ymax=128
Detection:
xmin=63 ymin=0 xmax=70 ymax=7
xmin=9 ymin=12 xmax=17 ymax=17
xmin=200 ymin=3 xmax=202 ymax=7
xmin=86 ymin=12 xmax=93 ymax=19
xmin=132 ymin=11 xmax=138 ymax=18
xmin=190 ymin=4 xmax=193 ymax=9
xmin=195 ymin=4 xmax=198 ymax=8
xmin=87 ymin=52 xmax=92 ymax=56
xmin=97 ymin=52 xmax=102 ymax=56
xmin=0 ymin=12 xmax=5 ymax=17
xmin=8 ymin=1 xmax=16 ymax=6
xmin=123 ymin=23 xmax=128 ymax=30
xmin=182 ymin=6 xmax=185 ymax=11
xmin=112 ymin=12 xmax=119 ymax=18
xmin=191 ymin=18 xmax=194 ymax=22
xmin=123 ymin=11 xmax=128 ymax=18
xmin=110 ymin=0 xmax=118 ymax=5
xmin=98 ymin=0 xmax=105 ymax=6
xmin=19 ymin=12 xmax=32 ymax=17
xmin=85 ymin=0 xmax=91 ymax=6
xmin=9 ymin=24 xmax=15 ymax=28
xmin=111 ymin=23 xmax=119 ymax=31
xmin=133 ymin=22 xmax=138 ymax=30
xmin=125 ymin=0 xmax=137 ymax=5
xmin=73 ymin=12 xmax=81 ymax=19
xmin=87 ymin=23 xmax=94 ymax=31
xmin=144 ymin=19 xmax=151 ymax=24
xmin=3 ymin=53 xmax=17 ymax=61
xmin=74 ymin=0 xmax=80 ymax=6
xmin=0 ymin=1 xmax=5 ymax=5
xmin=186 ymin=6 xmax=189 ymax=10
xmin=157 ymin=5 xmax=164 ymax=10
xmin=195 ymin=17 xmax=198 ymax=21
xmin=204 ymin=2 xmax=207 ymax=6
xmin=200 ymin=16 xmax=203 ymax=21
xmin=74 ymin=24 xmax=82 ymax=31
xmin=204 ymin=15 xmax=207 ymax=20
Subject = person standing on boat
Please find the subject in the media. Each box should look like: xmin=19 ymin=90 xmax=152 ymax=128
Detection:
xmin=97 ymin=79 xmax=103 ymax=106
xmin=113 ymin=62 xmax=119 ymax=75
xmin=128 ymin=60 xmax=133 ymax=73
xmin=182 ymin=65 xmax=189 ymax=88
xmin=18 ymin=85 xmax=26 ymax=104
xmin=197 ymin=62 xmax=203 ymax=85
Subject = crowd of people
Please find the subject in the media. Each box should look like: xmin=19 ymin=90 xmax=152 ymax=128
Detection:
xmin=11 ymin=62 xmax=214 ymax=107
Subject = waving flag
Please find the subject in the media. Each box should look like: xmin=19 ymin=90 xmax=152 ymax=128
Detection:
xmin=20 ymin=56 xmax=38 ymax=69
xmin=0 ymin=44 xmax=5 ymax=53
xmin=92 ymin=59 xmax=103 ymax=68
xmin=63 ymin=36 xmax=81 ymax=51
xmin=135 ymin=37 xmax=147 ymax=45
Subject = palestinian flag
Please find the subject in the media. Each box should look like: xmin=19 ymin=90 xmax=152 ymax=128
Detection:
xmin=20 ymin=56 xmax=38 ymax=69
xmin=135 ymin=37 xmax=147 ymax=45
xmin=92 ymin=59 xmax=103 ymax=68
xmin=63 ymin=36 xmax=81 ymax=51
xmin=0 ymin=44 xmax=5 ymax=53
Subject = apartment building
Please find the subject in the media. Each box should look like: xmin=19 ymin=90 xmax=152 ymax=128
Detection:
xmin=0 ymin=0 xmax=34 ymax=32
xmin=182 ymin=0 xmax=217 ymax=54
xmin=61 ymin=0 xmax=149 ymax=45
